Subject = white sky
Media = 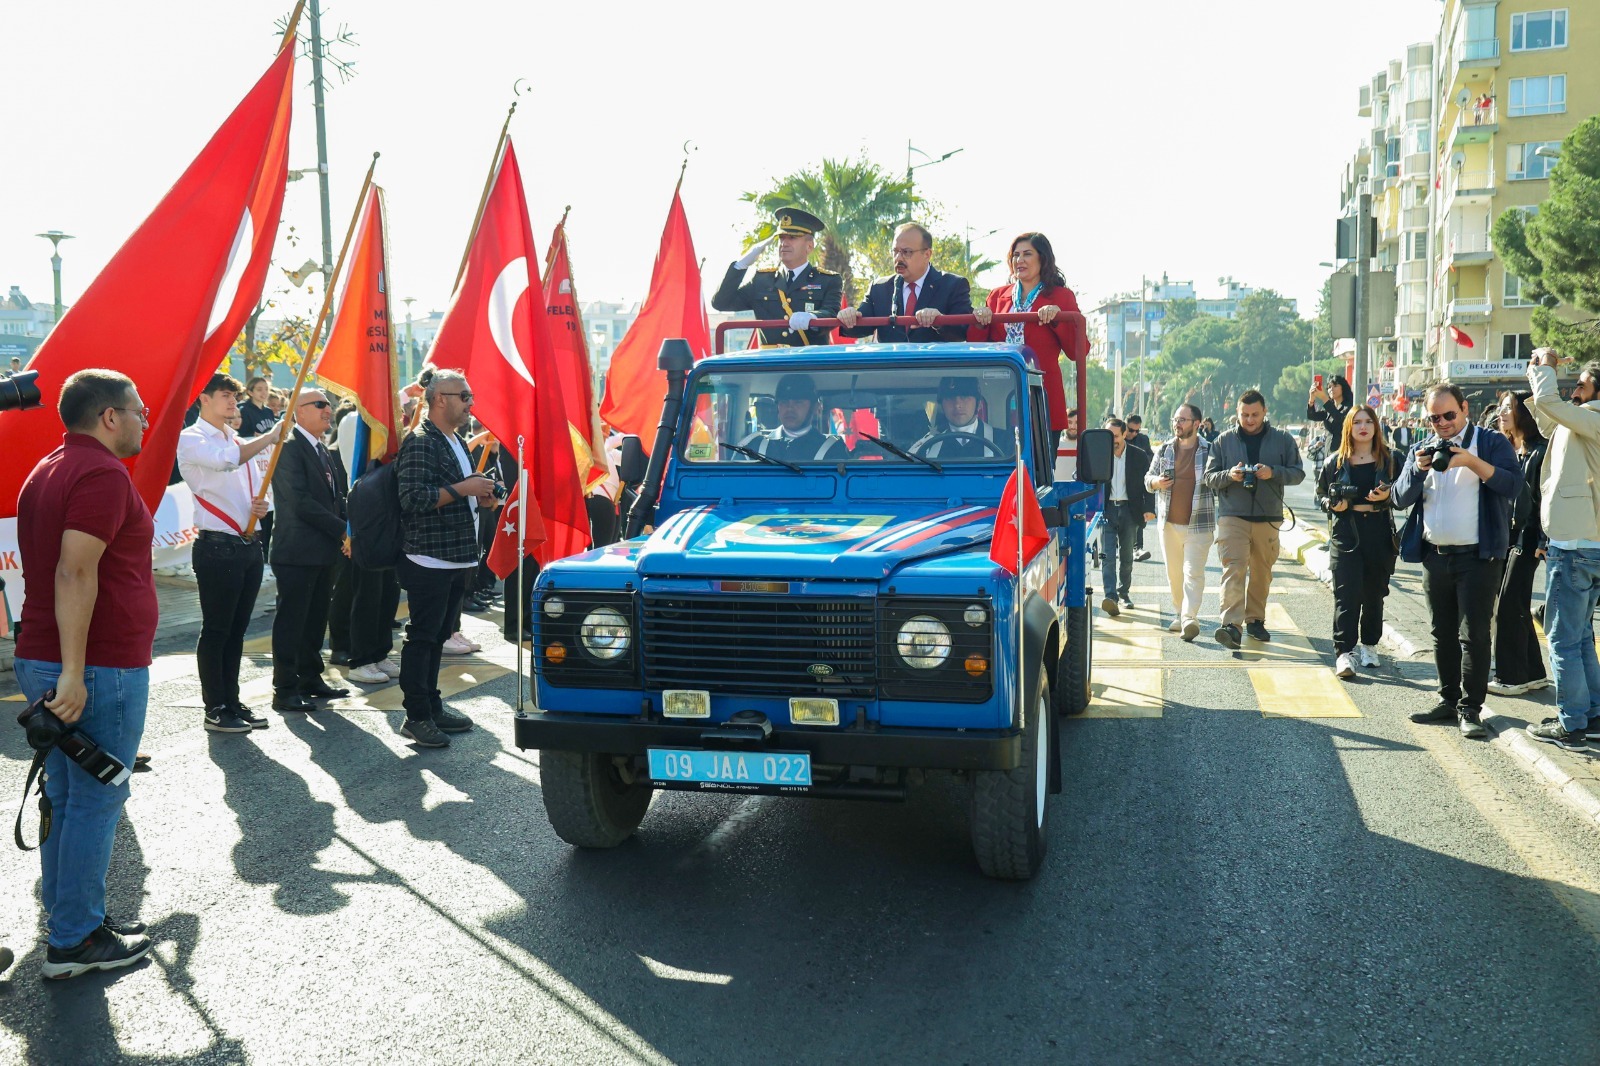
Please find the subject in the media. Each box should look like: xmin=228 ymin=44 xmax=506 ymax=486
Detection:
xmin=2 ymin=0 xmax=1444 ymax=325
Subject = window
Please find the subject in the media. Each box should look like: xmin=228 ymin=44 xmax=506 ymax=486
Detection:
xmin=1461 ymin=4 xmax=1499 ymax=57
xmin=1504 ymin=272 xmax=1537 ymax=307
xmin=1511 ymin=9 xmax=1567 ymax=51
xmin=1508 ymin=142 xmax=1561 ymax=179
xmin=1502 ymin=333 xmax=1535 ymax=359
xmin=1508 ymin=75 xmax=1566 ymax=117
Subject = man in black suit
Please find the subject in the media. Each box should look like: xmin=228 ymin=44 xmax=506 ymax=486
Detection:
xmin=712 ymin=208 xmax=843 ymax=347
xmin=268 ymin=388 xmax=351 ymax=712
xmin=836 ymin=222 xmax=972 ymax=343
xmin=1126 ymin=414 xmax=1154 ymax=561
xmin=1099 ymin=417 xmax=1155 ymax=616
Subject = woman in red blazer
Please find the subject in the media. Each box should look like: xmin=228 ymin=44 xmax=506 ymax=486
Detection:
xmin=968 ymin=232 xmax=1087 ymax=437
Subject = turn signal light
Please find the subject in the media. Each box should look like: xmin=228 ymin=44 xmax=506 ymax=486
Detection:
xmin=545 ymin=641 xmax=567 ymax=664
xmin=964 ymin=654 xmax=989 ymax=677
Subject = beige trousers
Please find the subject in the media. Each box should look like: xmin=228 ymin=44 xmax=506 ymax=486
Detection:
xmin=1215 ymin=516 xmax=1280 ymax=627
xmin=1160 ymin=521 xmax=1212 ymax=625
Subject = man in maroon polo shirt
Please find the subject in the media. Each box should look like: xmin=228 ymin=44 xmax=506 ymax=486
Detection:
xmin=14 ymin=368 xmax=158 ymax=979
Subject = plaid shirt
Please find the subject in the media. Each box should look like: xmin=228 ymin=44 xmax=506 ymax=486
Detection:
xmin=397 ymin=419 xmax=480 ymax=564
xmin=1147 ymin=435 xmax=1216 ymax=534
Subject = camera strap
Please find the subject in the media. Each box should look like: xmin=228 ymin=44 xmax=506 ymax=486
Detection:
xmin=13 ymin=749 xmax=50 ymax=852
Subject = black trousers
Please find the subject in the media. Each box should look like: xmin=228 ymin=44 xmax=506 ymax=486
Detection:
xmin=397 ymin=558 xmax=472 ymax=721
xmin=257 ymin=512 xmax=274 ymax=562
xmin=328 ymin=556 xmax=354 ymax=656
xmin=1422 ymin=546 xmax=1504 ymax=711
xmin=193 ymin=534 xmax=264 ymax=711
xmin=587 ymin=494 xmax=618 ymax=549
xmin=1494 ymin=546 xmax=1547 ymax=686
xmin=501 ymin=556 xmax=541 ymax=641
xmin=349 ymin=565 xmax=401 ymax=668
xmin=271 ymin=561 xmax=337 ymax=694
xmin=1329 ymin=511 xmax=1395 ymax=654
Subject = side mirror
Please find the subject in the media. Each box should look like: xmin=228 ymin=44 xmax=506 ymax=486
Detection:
xmin=1075 ymin=428 xmax=1114 ymax=485
xmin=618 ymin=435 xmax=647 ymax=484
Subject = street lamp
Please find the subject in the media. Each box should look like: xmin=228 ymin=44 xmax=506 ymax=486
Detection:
xmin=906 ymin=142 xmax=963 ymax=198
xmin=965 ymin=225 xmax=999 ymax=278
xmin=35 ymin=230 xmax=74 ymax=326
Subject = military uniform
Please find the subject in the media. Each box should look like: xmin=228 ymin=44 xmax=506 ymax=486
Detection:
xmin=711 ymin=207 xmax=842 ymax=347
xmin=736 ymin=426 xmax=850 ymax=463
xmin=911 ymin=420 xmax=1011 ymax=460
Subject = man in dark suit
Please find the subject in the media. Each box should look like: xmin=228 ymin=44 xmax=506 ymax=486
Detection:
xmin=269 ymin=388 xmax=351 ymax=712
xmin=1099 ymin=417 xmax=1154 ymax=616
xmin=712 ymin=208 xmax=842 ymax=347
xmin=836 ymin=222 xmax=972 ymax=343
xmin=911 ymin=376 xmax=1012 ymax=459
xmin=1126 ymin=414 xmax=1154 ymax=560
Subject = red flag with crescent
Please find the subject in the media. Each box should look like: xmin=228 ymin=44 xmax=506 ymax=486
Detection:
xmin=0 ymin=40 xmax=294 ymax=517
xmin=428 ymin=138 xmax=586 ymax=567
xmin=543 ymin=221 xmax=607 ymax=492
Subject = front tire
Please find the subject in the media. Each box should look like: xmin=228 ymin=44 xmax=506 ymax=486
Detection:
xmin=1058 ymin=604 xmax=1092 ymax=715
xmin=971 ymin=672 xmax=1051 ymax=880
xmin=541 ymin=750 xmax=654 ymax=848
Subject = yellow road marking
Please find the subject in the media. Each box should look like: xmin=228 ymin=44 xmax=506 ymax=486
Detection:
xmin=1247 ymin=667 xmax=1363 ymax=718
xmin=1084 ymin=668 xmax=1164 ymax=718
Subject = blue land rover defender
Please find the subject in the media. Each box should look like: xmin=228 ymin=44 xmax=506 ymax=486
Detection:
xmin=515 ymin=330 xmax=1109 ymax=880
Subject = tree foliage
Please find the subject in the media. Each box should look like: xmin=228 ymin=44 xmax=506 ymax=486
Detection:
xmin=1139 ymin=291 xmax=1313 ymax=422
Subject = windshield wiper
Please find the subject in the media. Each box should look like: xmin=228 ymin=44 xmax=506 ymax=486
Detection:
xmin=856 ymin=431 xmax=942 ymax=472
xmin=718 ymin=441 xmax=804 ymax=473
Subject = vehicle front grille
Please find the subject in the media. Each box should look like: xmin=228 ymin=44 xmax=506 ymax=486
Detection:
xmin=641 ymin=594 xmax=876 ymax=697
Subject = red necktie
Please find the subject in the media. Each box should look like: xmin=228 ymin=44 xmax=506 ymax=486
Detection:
xmin=904 ymin=281 xmax=917 ymax=316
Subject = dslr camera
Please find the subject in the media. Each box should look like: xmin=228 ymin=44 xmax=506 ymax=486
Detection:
xmin=16 ymin=692 xmax=131 ymax=787
xmin=488 ymin=477 xmax=509 ymax=502
xmin=1326 ymin=482 xmax=1370 ymax=505
xmin=1419 ymin=438 xmax=1456 ymax=471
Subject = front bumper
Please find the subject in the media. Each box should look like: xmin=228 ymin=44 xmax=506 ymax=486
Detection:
xmin=514 ymin=711 xmax=1022 ymax=772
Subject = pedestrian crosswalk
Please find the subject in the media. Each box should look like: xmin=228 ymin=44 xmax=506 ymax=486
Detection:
xmin=1086 ymin=600 xmax=1363 ymax=720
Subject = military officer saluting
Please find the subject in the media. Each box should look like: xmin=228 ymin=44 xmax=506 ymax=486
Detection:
xmin=737 ymin=374 xmax=849 ymax=463
xmin=712 ymin=208 xmax=843 ymax=347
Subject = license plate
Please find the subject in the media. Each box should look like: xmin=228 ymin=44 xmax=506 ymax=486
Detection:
xmin=647 ymin=748 xmax=812 ymax=790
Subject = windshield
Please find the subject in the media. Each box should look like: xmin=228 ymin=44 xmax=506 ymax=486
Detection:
xmin=681 ymin=363 xmax=1022 ymax=466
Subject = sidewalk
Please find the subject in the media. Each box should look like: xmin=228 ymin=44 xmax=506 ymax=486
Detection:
xmin=1281 ymin=511 xmax=1600 ymax=835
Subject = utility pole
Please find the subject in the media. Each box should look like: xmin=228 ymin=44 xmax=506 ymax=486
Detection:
xmin=1138 ymin=275 xmax=1148 ymax=419
xmin=308 ymin=0 xmax=334 ymax=308
xmin=1354 ymin=190 xmax=1372 ymax=407
xmin=402 ymin=296 xmax=417 ymax=383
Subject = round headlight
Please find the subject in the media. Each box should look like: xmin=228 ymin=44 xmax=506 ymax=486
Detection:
xmin=963 ymin=604 xmax=988 ymax=627
xmin=544 ymin=596 xmax=566 ymax=619
xmin=580 ymin=606 xmax=631 ymax=660
xmin=896 ymin=615 xmax=951 ymax=669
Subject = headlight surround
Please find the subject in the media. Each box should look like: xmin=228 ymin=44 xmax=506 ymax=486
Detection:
xmin=580 ymin=606 xmax=631 ymax=660
xmin=896 ymin=614 xmax=952 ymax=669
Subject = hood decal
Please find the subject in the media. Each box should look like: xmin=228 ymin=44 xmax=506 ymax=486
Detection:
xmin=846 ymin=504 xmax=996 ymax=554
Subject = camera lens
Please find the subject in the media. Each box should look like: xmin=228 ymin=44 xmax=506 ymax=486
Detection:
xmin=0 ymin=370 xmax=43 ymax=413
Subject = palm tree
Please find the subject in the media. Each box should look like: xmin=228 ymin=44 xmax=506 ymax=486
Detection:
xmin=742 ymin=158 xmax=918 ymax=305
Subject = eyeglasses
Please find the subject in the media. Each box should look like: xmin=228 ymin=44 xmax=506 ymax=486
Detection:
xmin=891 ymin=247 xmax=929 ymax=259
xmin=1171 ymin=416 xmax=1194 ymax=424
xmin=1427 ymin=411 xmax=1459 ymax=424
xmin=298 ymin=399 xmax=332 ymax=410
xmin=436 ymin=391 xmax=474 ymax=402
xmin=109 ymin=406 xmax=150 ymax=424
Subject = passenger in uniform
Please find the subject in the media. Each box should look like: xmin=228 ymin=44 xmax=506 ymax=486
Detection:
xmin=912 ymin=377 xmax=1011 ymax=459
xmin=712 ymin=208 xmax=842 ymax=347
xmin=736 ymin=374 xmax=849 ymax=462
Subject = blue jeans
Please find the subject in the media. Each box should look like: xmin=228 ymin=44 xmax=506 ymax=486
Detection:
xmin=14 ymin=658 xmax=148 ymax=949
xmin=1543 ymin=545 xmax=1600 ymax=733
xmin=1099 ymin=501 xmax=1138 ymax=600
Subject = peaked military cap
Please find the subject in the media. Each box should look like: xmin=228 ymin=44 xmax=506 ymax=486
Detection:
xmin=775 ymin=374 xmax=820 ymax=402
xmin=937 ymin=376 xmax=981 ymax=400
xmin=774 ymin=208 xmax=825 ymax=237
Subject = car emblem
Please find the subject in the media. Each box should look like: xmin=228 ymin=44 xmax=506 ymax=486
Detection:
xmin=807 ymin=664 xmax=834 ymax=677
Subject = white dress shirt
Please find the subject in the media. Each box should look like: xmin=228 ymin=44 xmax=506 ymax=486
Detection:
xmin=1422 ymin=427 xmax=1481 ymax=546
xmin=1109 ymin=449 xmax=1128 ymax=503
xmin=177 ymin=418 xmax=257 ymax=533
xmin=902 ymin=267 xmax=930 ymax=309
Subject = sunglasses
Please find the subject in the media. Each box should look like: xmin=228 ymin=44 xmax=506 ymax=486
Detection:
xmin=436 ymin=391 xmax=475 ymax=402
xmin=299 ymin=399 xmax=332 ymax=410
xmin=1427 ymin=411 xmax=1460 ymax=424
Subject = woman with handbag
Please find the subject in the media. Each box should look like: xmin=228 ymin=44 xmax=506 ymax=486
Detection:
xmin=1317 ymin=405 xmax=1400 ymax=679
xmin=1488 ymin=390 xmax=1550 ymax=695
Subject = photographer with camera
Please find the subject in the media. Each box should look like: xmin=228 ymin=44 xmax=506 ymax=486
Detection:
xmin=13 ymin=369 xmax=155 ymax=978
xmin=1317 ymin=405 xmax=1399 ymax=679
xmin=1393 ymin=382 xmax=1521 ymax=738
xmin=395 ymin=369 xmax=500 ymax=747
xmin=1202 ymin=389 xmax=1305 ymax=649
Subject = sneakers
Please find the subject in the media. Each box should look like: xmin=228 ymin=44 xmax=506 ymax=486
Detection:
xmin=1458 ymin=708 xmax=1487 ymax=739
xmin=41 ymin=924 xmax=151 ymax=980
xmin=203 ymin=706 xmax=252 ymax=734
xmin=1356 ymin=645 xmax=1380 ymax=669
xmin=233 ymin=703 xmax=269 ymax=730
xmin=1335 ymin=653 xmax=1355 ymax=679
xmin=1487 ymin=678 xmax=1537 ymax=696
xmin=376 ymin=658 xmax=402 ymax=679
xmin=401 ymin=717 xmax=450 ymax=748
xmin=442 ymin=633 xmax=478 ymax=655
xmin=1166 ymin=618 xmax=1182 ymax=633
xmin=1245 ymin=620 xmax=1272 ymax=643
xmin=1118 ymin=596 xmax=1136 ymax=610
xmin=1215 ymin=624 xmax=1242 ymax=649
xmin=1411 ymin=700 xmax=1457 ymax=724
xmin=432 ymin=705 xmax=473 ymax=733
xmin=1133 ymin=549 xmax=1152 ymax=562
xmin=1100 ymin=596 xmax=1120 ymax=617
xmin=1527 ymin=718 xmax=1587 ymax=751
xmin=1588 ymin=720 xmax=1600 ymax=741
xmin=347 ymin=663 xmax=390 ymax=685
xmin=1181 ymin=621 xmax=1200 ymax=642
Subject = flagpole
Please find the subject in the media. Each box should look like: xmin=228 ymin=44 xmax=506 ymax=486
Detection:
xmin=279 ymin=0 xmax=308 ymax=51
xmin=1015 ymin=427 xmax=1025 ymax=723
xmin=244 ymin=151 xmax=380 ymax=537
xmin=516 ymin=434 xmax=528 ymax=714
xmin=454 ymin=102 xmax=517 ymax=293
xmin=547 ymin=208 xmax=607 ymax=460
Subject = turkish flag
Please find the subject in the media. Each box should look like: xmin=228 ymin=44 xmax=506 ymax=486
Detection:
xmin=486 ymin=476 xmax=547 ymax=580
xmin=543 ymin=221 xmax=607 ymax=492
xmin=428 ymin=139 xmax=587 ymax=565
xmin=989 ymin=466 xmax=1049 ymax=575
xmin=315 ymin=184 xmax=399 ymax=477
xmin=1448 ymin=324 xmax=1475 ymax=349
xmin=598 ymin=184 xmax=709 ymax=451
xmin=0 ymin=41 xmax=294 ymax=517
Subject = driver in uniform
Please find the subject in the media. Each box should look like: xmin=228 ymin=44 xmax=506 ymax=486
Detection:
xmin=712 ymin=208 xmax=843 ymax=347
xmin=912 ymin=376 xmax=1011 ymax=458
xmin=737 ymin=374 xmax=849 ymax=462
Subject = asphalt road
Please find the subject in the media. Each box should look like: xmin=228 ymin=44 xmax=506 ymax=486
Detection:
xmin=3 ymin=537 xmax=1600 ymax=1063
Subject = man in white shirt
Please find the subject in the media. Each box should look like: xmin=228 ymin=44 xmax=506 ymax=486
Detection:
xmin=1098 ymin=417 xmax=1154 ymax=616
xmin=177 ymin=374 xmax=277 ymax=734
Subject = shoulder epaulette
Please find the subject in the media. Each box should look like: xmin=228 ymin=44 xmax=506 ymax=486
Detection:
xmin=815 ymin=267 xmax=839 ymax=276
xmin=756 ymin=267 xmax=778 ymax=273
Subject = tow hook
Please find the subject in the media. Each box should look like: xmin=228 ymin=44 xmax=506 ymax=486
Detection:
xmin=699 ymin=710 xmax=772 ymax=746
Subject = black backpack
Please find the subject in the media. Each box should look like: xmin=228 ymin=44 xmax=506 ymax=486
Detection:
xmin=347 ymin=460 xmax=403 ymax=570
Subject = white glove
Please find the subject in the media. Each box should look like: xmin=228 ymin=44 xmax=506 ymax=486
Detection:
xmin=788 ymin=311 xmax=815 ymax=331
xmin=735 ymin=236 xmax=776 ymax=270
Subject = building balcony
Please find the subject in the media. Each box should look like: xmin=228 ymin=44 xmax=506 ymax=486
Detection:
xmin=1450 ymin=36 xmax=1501 ymax=88
xmin=1399 ymin=259 xmax=1428 ymax=284
xmin=1447 ymin=296 xmax=1493 ymax=322
xmin=1402 ymin=206 xmax=1429 ymax=232
xmin=1446 ymin=229 xmax=1493 ymax=266
xmin=1444 ymin=165 xmax=1496 ymax=206
xmin=1451 ymin=101 xmax=1497 ymax=145
xmin=1397 ymin=312 xmax=1428 ymax=337
xmin=1401 ymin=152 xmax=1430 ymax=181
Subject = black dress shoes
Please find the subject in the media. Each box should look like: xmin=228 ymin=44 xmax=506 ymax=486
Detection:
xmin=300 ymin=681 xmax=350 ymax=700
xmin=272 ymin=692 xmax=316 ymax=713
